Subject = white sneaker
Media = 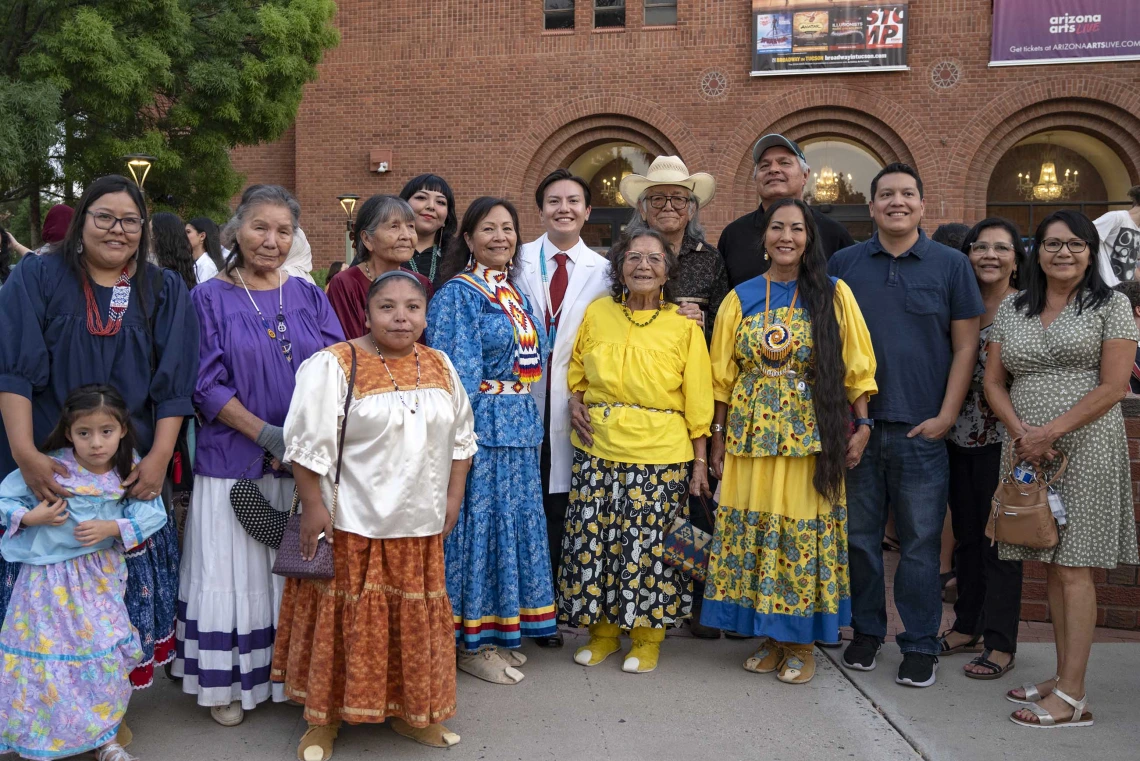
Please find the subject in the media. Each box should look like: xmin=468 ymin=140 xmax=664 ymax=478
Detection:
xmin=210 ymin=702 xmax=245 ymax=726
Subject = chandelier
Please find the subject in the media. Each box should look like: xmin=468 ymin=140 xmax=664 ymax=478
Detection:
xmin=813 ymin=165 xmax=840 ymax=203
xmin=1017 ymin=159 xmax=1079 ymax=202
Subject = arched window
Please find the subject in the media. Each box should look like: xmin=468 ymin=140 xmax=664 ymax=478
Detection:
xmin=800 ymin=138 xmax=884 ymax=241
xmin=564 ymin=141 xmax=656 ymax=250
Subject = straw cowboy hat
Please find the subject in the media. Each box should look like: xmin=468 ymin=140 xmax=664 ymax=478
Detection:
xmin=619 ymin=156 xmax=716 ymax=209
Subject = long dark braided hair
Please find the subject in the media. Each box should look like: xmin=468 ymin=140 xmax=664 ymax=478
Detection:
xmin=761 ymin=198 xmax=849 ymax=503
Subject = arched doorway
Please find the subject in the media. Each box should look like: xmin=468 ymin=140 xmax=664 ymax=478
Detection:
xmin=800 ymin=138 xmax=883 ymax=241
xmin=986 ymin=131 xmax=1132 ymax=235
xmin=565 ymin=141 xmax=655 ymax=250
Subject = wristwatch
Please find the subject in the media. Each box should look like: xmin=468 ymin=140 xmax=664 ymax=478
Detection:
xmin=854 ymin=418 xmax=875 ymax=430
xmin=710 ymin=423 xmax=726 ymax=434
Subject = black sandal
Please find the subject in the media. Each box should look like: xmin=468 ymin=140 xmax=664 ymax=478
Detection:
xmin=881 ymin=533 xmax=901 ymax=552
xmin=938 ymin=628 xmax=983 ymax=655
xmin=964 ymin=648 xmax=1015 ymax=680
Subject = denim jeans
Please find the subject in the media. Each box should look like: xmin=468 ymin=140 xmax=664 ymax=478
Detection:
xmin=847 ymin=422 xmax=949 ymax=655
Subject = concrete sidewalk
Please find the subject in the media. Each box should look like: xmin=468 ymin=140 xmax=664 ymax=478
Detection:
xmin=827 ymin=641 xmax=1140 ymax=761
xmin=113 ymin=632 xmax=920 ymax=761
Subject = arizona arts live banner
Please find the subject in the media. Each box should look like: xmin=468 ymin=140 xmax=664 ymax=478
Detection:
xmin=991 ymin=0 xmax=1140 ymax=66
xmin=751 ymin=0 xmax=908 ymax=76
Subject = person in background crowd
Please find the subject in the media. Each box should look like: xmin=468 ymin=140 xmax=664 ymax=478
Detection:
xmin=516 ymin=168 xmax=611 ymax=648
xmin=324 ymin=260 xmax=344 ymax=290
xmin=0 ymin=175 xmax=199 ymax=747
xmin=4 ymin=203 xmax=75 ymax=257
xmin=152 ymin=211 xmax=199 ymax=293
xmin=401 ymin=173 xmax=457 ymax=290
xmin=939 ymin=218 xmax=1024 ymax=680
xmin=186 ymin=217 xmax=225 ymax=285
xmin=704 ymin=198 xmax=876 ymax=682
xmin=719 ymin=134 xmax=855 ymax=288
xmin=620 ymin=155 xmax=728 ymax=639
xmin=1112 ymin=281 xmax=1140 ymax=393
xmin=427 ymin=197 xmax=557 ymax=683
xmin=173 ymin=184 xmax=344 ymax=727
xmin=830 ymin=163 xmax=983 ymax=689
xmin=560 ymin=229 xmax=713 ymax=674
xmin=0 ymin=384 xmax=168 ymax=761
xmin=1093 ymin=185 xmax=1140 ymax=286
xmin=987 ymin=210 xmax=1138 ymax=728
xmin=327 ymin=195 xmax=433 ymax=339
xmin=276 ymin=272 xmax=476 ymax=758
xmin=930 ymin=222 xmax=972 ymax=603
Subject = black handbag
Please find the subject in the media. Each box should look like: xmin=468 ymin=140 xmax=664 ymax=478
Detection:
xmin=230 ymin=463 xmax=290 ymax=549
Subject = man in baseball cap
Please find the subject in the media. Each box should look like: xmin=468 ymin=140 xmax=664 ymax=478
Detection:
xmin=718 ymin=133 xmax=855 ymax=287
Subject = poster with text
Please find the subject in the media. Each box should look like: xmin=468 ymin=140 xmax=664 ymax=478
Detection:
xmin=991 ymin=0 xmax=1140 ymax=66
xmin=751 ymin=0 xmax=908 ymax=76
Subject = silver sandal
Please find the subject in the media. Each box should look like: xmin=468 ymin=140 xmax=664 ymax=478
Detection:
xmin=1006 ymin=675 xmax=1059 ymax=705
xmin=95 ymin=742 xmax=136 ymax=761
xmin=1010 ymin=688 xmax=1093 ymax=728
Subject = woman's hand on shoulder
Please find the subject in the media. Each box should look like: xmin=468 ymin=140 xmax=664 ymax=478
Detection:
xmin=676 ymin=301 xmax=704 ymax=328
xmin=123 ymin=452 xmax=168 ymax=501
xmin=15 ymin=450 xmax=72 ymax=501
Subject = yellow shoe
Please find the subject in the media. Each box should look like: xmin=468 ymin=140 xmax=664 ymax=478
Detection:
xmin=743 ymin=638 xmax=783 ymax=674
xmin=115 ymin=723 xmax=133 ymax=749
xmin=777 ymin=645 xmax=816 ymax=685
xmin=574 ymin=622 xmax=622 ymax=666
xmin=297 ymin=723 xmax=339 ymax=761
xmin=622 ymin=626 xmax=665 ymax=674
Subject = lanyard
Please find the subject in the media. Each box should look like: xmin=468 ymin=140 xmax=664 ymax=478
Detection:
xmin=538 ymin=240 xmax=566 ymax=346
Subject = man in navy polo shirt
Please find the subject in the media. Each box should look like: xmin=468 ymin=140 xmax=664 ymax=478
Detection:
xmin=829 ymin=163 xmax=983 ymax=688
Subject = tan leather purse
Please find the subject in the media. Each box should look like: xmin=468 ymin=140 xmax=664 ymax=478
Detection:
xmin=985 ymin=442 xmax=1067 ymax=550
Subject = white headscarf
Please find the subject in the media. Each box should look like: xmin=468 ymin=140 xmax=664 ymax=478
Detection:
xmin=282 ymin=227 xmax=315 ymax=284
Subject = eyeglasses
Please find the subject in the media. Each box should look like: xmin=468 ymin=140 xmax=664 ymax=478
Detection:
xmin=625 ymin=252 xmax=665 ymax=266
xmin=87 ymin=211 xmax=143 ymax=234
xmin=646 ymin=195 xmax=693 ymax=211
xmin=968 ymin=242 xmax=1015 ymax=255
xmin=1040 ymin=238 xmax=1088 ymax=254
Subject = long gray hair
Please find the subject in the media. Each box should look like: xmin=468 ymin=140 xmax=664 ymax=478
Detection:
xmin=222 ymin=184 xmax=301 ymax=274
xmin=625 ymin=188 xmax=705 ymax=240
xmin=353 ymin=194 xmax=415 ymax=262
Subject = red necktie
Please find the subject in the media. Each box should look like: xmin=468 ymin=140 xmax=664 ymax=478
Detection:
xmin=548 ymin=253 xmax=569 ymax=329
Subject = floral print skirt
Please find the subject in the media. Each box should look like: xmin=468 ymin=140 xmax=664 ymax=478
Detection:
xmin=558 ymin=449 xmax=693 ymax=630
xmin=272 ymin=531 xmax=456 ymax=728
xmin=700 ymin=452 xmax=850 ymax=644
xmin=0 ymin=550 xmax=141 ymax=760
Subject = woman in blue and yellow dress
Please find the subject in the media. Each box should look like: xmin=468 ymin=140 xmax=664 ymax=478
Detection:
xmin=703 ymin=199 xmax=877 ymax=684
xmin=426 ymin=197 xmax=557 ymax=685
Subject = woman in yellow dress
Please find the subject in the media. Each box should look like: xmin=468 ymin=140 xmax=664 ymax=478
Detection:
xmin=559 ymin=228 xmax=713 ymax=674
xmin=704 ymin=198 xmax=877 ymax=684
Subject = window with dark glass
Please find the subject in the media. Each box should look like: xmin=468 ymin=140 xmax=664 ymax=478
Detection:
xmin=595 ymin=0 xmax=625 ymax=28
xmin=544 ymin=0 xmax=574 ymax=30
xmin=644 ymin=0 xmax=677 ymax=26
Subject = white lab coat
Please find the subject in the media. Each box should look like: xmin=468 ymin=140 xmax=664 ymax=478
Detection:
xmin=516 ymin=234 xmax=612 ymax=494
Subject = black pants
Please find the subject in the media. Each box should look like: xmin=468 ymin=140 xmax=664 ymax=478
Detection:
xmin=541 ymin=393 xmax=568 ymax=588
xmin=947 ymin=442 xmax=1023 ymax=653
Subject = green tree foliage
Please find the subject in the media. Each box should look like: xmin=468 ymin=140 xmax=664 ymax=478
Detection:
xmin=1 ymin=0 xmax=339 ymax=224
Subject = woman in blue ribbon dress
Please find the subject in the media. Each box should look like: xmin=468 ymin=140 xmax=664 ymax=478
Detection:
xmin=426 ymin=197 xmax=557 ymax=685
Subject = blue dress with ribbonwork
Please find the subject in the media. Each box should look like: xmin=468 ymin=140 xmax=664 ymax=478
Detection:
xmin=425 ymin=277 xmax=557 ymax=650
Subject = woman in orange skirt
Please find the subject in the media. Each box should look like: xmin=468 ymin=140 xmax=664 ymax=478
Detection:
xmin=276 ymin=271 xmax=477 ymax=760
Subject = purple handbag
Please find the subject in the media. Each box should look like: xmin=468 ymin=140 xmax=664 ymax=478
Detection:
xmin=272 ymin=343 xmax=357 ymax=580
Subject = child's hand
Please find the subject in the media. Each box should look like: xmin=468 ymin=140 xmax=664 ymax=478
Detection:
xmin=23 ymin=498 xmax=69 ymax=527
xmin=74 ymin=520 xmax=121 ymax=547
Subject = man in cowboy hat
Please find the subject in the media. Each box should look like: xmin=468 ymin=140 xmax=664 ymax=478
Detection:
xmin=620 ymin=155 xmax=728 ymax=641
xmin=620 ymin=155 xmax=729 ymax=342
xmin=718 ymin=134 xmax=855 ymax=287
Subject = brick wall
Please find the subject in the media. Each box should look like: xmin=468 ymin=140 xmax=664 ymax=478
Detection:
xmin=228 ymin=0 xmax=1140 ymax=270
xmin=1019 ymin=397 xmax=1140 ymax=631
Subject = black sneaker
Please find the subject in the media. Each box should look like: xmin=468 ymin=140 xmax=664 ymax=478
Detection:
xmin=896 ymin=652 xmax=939 ymax=687
xmin=842 ymin=633 xmax=881 ymax=671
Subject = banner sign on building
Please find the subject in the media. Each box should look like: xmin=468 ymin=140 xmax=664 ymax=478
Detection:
xmin=991 ymin=0 xmax=1140 ymax=67
xmin=751 ymin=1 xmax=909 ymax=77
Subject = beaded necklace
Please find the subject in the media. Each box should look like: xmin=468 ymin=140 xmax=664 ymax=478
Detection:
xmin=370 ymin=338 xmax=421 ymax=413
xmin=235 ymin=268 xmax=293 ymax=365
xmin=621 ymin=289 xmax=663 ymax=328
xmin=407 ymin=237 xmax=441 ymax=283
xmin=84 ymin=266 xmax=131 ymax=336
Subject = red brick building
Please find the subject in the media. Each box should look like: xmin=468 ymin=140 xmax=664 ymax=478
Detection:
xmin=232 ymin=0 xmax=1140 ymax=628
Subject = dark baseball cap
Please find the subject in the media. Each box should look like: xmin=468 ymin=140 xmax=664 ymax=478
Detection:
xmin=752 ymin=134 xmax=807 ymax=164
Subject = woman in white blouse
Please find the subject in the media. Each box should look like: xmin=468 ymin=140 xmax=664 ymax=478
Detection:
xmin=276 ymin=271 xmax=477 ymax=759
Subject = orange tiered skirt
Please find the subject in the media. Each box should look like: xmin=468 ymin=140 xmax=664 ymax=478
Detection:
xmin=271 ymin=530 xmax=456 ymax=727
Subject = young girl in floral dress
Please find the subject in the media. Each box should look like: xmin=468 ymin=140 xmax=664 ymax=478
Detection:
xmin=0 ymin=385 xmax=167 ymax=760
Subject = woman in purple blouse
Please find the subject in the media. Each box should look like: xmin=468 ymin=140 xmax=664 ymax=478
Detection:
xmin=171 ymin=185 xmax=344 ymax=727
